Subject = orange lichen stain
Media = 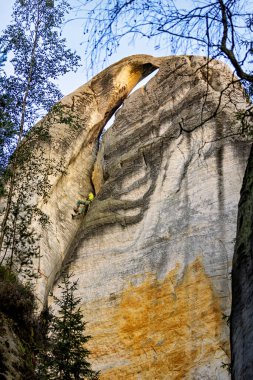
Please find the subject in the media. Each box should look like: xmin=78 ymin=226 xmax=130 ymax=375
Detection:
xmin=94 ymin=257 xmax=226 ymax=379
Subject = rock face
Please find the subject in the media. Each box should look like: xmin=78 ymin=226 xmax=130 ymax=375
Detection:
xmin=5 ymin=55 xmax=251 ymax=378
xmin=0 ymin=313 xmax=30 ymax=380
xmin=231 ymin=145 xmax=253 ymax=379
xmin=31 ymin=55 xmax=161 ymax=305
xmin=46 ymin=56 xmax=250 ymax=378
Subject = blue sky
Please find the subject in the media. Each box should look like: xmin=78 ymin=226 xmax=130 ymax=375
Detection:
xmin=0 ymin=1 xmax=159 ymax=96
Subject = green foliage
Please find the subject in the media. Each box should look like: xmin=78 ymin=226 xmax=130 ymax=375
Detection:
xmin=0 ymin=264 xmax=41 ymax=379
xmin=0 ymin=0 xmax=80 ymax=172
xmin=0 ymin=99 xmax=84 ymax=278
xmin=0 ymin=264 xmax=37 ymax=338
xmin=0 ymin=0 xmax=80 ymax=127
xmin=36 ymin=274 xmax=99 ymax=379
xmin=0 ymin=0 xmax=80 ymax=278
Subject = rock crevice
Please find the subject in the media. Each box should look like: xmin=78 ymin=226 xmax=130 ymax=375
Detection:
xmin=2 ymin=54 xmax=251 ymax=378
xmin=48 ymin=56 xmax=250 ymax=378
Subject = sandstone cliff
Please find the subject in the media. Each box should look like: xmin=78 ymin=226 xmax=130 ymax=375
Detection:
xmin=2 ymin=55 xmax=251 ymax=378
xmin=32 ymin=55 xmax=161 ymax=304
xmin=46 ymin=55 xmax=250 ymax=379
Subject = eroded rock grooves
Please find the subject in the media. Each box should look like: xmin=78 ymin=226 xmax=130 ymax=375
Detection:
xmin=2 ymin=55 xmax=251 ymax=378
xmin=32 ymin=55 xmax=162 ymax=304
xmin=47 ymin=56 xmax=250 ymax=379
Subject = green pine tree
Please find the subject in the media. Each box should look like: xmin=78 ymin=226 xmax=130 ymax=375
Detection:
xmin=0 ymin=0 xmax=80 ymax=278
xmin=37 ymin=274 xmax=99 ymax=380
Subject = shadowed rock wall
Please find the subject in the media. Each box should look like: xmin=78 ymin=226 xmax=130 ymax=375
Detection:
xmin=231 ymin=145 xmax=253 ymax=379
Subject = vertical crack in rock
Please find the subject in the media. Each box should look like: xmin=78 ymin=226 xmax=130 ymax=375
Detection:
xmin=5 ymin=54 xmax=252 ymax=378
xmin=57 ymin=69 xmax=163 ymax=281
xmin=49 ymin=56 xmax=251 ymax=378
xmin=27 ymin=55 xmax=163 ymax=306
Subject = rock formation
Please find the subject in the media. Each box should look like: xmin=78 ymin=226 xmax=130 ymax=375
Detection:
xmin=32 ymin=55 xmax=161 ymax=304
xmin=46 ymin=55 xmax=250 ymax=379
xmin=81 ymin=58 xmax=251 ymax=378
xmin=2 ymin=54 xmax=251 ymax=378
xmin=231 ymin=144 xmax=253 ymax=379
xmin=0 ymin=314 xmax=24 ymax=380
